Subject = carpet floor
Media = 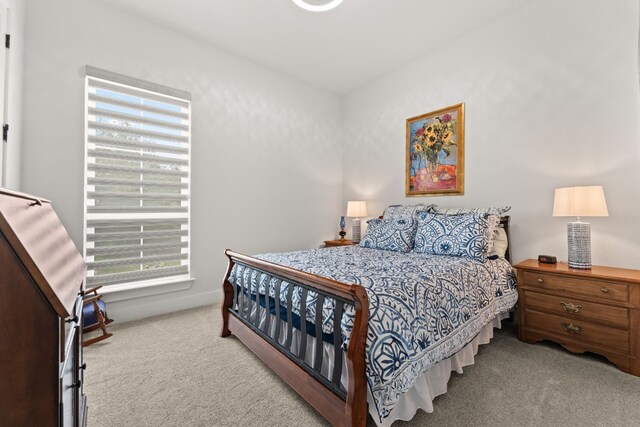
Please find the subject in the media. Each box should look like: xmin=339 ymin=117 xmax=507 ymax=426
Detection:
xmin=84 ymin=305 xmax=640 ymax=426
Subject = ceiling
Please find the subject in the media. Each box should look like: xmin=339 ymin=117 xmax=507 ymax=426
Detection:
xmin=101 ymin=0 xmax=529 ymax=95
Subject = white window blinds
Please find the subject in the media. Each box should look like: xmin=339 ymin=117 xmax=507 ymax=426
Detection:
xmin=84 ymin=67 xmax=191 ymax=288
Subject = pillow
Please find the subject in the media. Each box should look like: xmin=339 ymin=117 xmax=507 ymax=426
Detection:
xmin=413 ymin=212 xmax=498 ymax=261
xmin=359 ymin=217 xmax=418 ymax=253
xmin=429 ymin=206 xmax=509 ymax=256
xmin=489 ymin=226 xmax=509 ymax=258
xmin=383 ymin=204 xmax=437 ymax=220
xmin=485 ymin=214 xmax=500 ymax=254
xmin=433 ymin=206 xmax=511 ymax=216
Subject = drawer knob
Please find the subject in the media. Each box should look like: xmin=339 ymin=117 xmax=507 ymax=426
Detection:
xmin=537 ymin=278 xmax=544 ymax=283
xmin=66 ymin=315 xmax=78 ymax=324
xmin=600 ymin=287 xmax=609 ymax=294
xmin=560 ymin=322 xmax=583 ymax=334
xmin=560 ymin=302 xmax=583 ymax=314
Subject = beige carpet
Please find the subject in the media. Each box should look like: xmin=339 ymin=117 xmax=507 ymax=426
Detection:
xmin=85 ymin=305 xmax=640 ymax=426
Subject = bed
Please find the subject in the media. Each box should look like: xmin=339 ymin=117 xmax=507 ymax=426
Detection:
xmin=221 ymin=207 xmax=518 ymax=426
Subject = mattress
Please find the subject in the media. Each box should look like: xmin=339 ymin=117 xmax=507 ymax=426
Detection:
xmin=228 ymin=246 xmax=518 ymax=423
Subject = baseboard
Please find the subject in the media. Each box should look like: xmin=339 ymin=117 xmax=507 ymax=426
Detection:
xmin=107 ymin=289 xmax=222 ymax=323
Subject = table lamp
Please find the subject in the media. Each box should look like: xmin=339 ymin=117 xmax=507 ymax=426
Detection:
xmin=552 ymin=186 xmax=608 ymax=269
xmin=347 ymin=201 xmax=367 ymax=243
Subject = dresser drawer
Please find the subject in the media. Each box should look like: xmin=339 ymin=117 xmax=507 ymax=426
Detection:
xmin=60 ymin=326 xmax=78 ymax=427
xmin=525 ymin=309 xmax=629 ymax=353
xmin=525 ymin=291 xmax=629 ymax=329
xmin=522 ymin=271 xmax=629 ymax=303
xmin=62 ymin=295 xmax=83 ymax=361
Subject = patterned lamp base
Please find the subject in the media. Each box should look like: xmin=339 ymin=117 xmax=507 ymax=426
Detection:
xmin=352 ymin=218 xmax=362 ymax=243
xmin=567 ymin=221 xmax=591 ymax=269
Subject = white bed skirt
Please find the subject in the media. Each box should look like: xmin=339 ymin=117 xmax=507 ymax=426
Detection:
xmin=369 ymin=313 xmax=508 ymax=427
xmin=240 ymin=301 xmax=508 ymax=426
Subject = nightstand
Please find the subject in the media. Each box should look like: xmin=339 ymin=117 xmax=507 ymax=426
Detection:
xmin=514 ymin=259 xmax=640 ymax=376
xmin=324 ymin=239 xmax=355 ymax=247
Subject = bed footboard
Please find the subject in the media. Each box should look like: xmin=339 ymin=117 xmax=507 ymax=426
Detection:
xmin=221 ymin=249 xmax=369 ymax=427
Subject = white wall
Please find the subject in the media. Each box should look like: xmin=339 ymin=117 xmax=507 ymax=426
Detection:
xmin=19 ymin=0 xmax=640 ymax=321
xmin=21 ymin=0 xmax=343 ymax=321
xmin=2 ymin=0 xmax=25 ymax=190
xmin=343 ymin=0 xmax=640 ymax=269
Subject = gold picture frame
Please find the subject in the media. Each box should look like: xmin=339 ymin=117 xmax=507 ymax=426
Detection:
xmin=405 ymin=103 xmax=465 ymax=196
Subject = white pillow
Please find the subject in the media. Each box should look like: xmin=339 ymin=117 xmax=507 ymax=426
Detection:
xmin=489 ymin=227 xmax=508 ymax=258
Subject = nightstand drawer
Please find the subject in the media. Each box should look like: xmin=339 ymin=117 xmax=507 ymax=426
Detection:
xmin=523 ymin=271 xmax=629 ymax=303
xmin=525 ymin=309 xmax=629 ymax=353
xmin=525 ymin=291 xmax=629 ymax=329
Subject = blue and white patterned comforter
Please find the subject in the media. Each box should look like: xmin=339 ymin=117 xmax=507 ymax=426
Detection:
xmin=227 ymin=246 xmax=518 ymax=422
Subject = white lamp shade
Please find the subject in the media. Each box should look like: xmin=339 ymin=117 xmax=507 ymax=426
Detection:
xmin=346 ymin=201 xmax=367 ymax=218
xmin=552 ymin=186 xmax=609 ymax=217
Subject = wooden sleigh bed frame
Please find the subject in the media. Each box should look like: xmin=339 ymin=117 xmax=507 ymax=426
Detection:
xmin=221 ymin=216 xmax=512 ymax=427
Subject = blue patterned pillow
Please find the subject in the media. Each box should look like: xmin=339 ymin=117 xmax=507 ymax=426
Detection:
xmin=359 ymin=218 xmax=418 ymax=253
xmin=383 ymin=204 xmax=437 ymax=220
xmin=432 ymin=206 xmax=511 ymax=216
xmin=413 ymin=212 xmax=497 ymax=261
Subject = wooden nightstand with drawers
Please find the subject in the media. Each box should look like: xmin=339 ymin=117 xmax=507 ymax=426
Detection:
xmin=514 ymin=259 xmax=640 ymax=376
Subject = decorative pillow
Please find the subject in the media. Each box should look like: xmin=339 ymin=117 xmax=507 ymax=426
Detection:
xmin=413 ymin=212 xmax=497 ymax=261
xmin=359 ymin=217 xmax=418 ymax=253
xmin=485 ymin=214 xmax=500 ymax=254
xmin=433 ymin=206 xmax=511 ymax=216
xmin=383 ymin=203 xmax=437 ymax=220
xmin=489 ymin=226 xmax=509 ymax=258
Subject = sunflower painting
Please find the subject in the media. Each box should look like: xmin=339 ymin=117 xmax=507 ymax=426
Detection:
xmin=406 ymin=103 xmax=464 ymax=196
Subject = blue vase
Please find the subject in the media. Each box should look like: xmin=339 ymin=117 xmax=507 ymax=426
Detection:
xmin=339 ymin=216 xmax=346 ymax=228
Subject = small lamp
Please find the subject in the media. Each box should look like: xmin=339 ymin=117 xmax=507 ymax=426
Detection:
xmin=346 ymin=201 xmax=367 ymax=243
xmin=553 ymin=186 xmax=609 ymax=269
xmin=338 ymin=216 xmax=347 ymax=241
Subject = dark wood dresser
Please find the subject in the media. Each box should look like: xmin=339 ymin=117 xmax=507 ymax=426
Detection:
xmin=515 ymin=259 xmax=640 ymax=376
xmin=0 ymin=189 xmax=88 ymax=426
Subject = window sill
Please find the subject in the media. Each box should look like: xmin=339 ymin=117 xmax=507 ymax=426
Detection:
xmin=100 ymin=276 xmax=195 ymax=303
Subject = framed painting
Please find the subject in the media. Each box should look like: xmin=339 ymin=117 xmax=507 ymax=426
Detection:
xmin=406 ymin=103 xmax=464 ymax=196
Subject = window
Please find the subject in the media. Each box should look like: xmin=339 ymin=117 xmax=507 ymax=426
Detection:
xmin=84 ymin=67 xmax=191 ymax=289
